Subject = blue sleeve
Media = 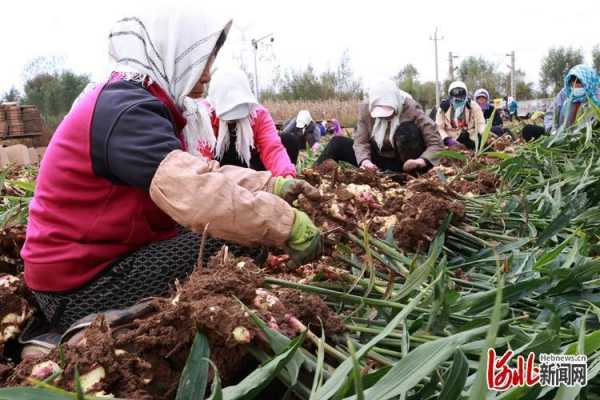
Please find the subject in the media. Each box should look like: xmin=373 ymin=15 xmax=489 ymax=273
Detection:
xmin=106 ymin=101 xmax=181 ymax=189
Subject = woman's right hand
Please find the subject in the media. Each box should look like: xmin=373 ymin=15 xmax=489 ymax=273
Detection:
xmin=360 ymin=159 xmax=378 ymax=171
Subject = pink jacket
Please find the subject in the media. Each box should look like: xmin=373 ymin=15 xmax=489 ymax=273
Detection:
xmin=206 ymin=102 xmax=295 ymax=177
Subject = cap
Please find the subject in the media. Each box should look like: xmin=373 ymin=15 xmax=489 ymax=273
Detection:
xmin=220 ymin=104 xmax=251 ymax=121
xmin=370 ymin=105 xmax=395 ymax=118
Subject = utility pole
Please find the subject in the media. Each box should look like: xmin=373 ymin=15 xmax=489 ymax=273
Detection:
xmin=251 ymin=33 xmax=274 ymax=101
xmin=430 ymin=27 xmax=444 ymax=107
xmin=448 ymin=51 xmax=459 ymax=81
xmin=506 ymin=51 xmax=516 ymax=99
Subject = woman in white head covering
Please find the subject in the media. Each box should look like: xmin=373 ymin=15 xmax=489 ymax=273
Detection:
xmin=316 ymin=80 xmax=443 ymax=173
xmin=196 ymin=68 xmax=295 ymax=177
xmin=23 ymin=6 xmax=321 ymax=337
xmin=436 ymin=81 xmax=486 ymax=149
xmin=280 ymin=109 xmax=322 ymax=163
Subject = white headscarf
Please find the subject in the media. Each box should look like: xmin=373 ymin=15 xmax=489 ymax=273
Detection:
xmin=208 ymin=68 xmax=258 ymax=166
xmin=296 ymin=110 xmax=313 ymax=128
xmin=107 ymin=7 xmax=232 ymax=155
xmin=368 ymin=80 xmax=410 ymax=151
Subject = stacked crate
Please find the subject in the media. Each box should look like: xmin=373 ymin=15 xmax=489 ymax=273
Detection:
xmin=0 ymin=103 xmax=44 ymax=139
xmin=0 ymin=107 xmax=6 ymax=136
xmin=21 ymin=105 xmax=43 ymax=133
xmin=4 ymin=103 xmax=25 ymax=136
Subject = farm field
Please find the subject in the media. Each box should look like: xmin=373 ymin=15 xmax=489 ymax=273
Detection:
xmin=0 ymin=104 xmax=599 ymax=399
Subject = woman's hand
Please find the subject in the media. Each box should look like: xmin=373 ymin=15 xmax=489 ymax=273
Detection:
xmin=402 ymin=158 xmax=427 ymax=172
xmin=360 ymin=159 xmax=378 ymax=171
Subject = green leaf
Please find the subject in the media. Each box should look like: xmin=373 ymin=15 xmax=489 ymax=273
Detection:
xmin=432 ymin=149 xmax=468 ymax=161
xmin=309 ymin=324 xmax=327 ymax=399
xmin=242 ymin=302 xmax=304 ymax=385
xmin=206 ymin=359 xmax=223 ymax=400
xmin=73 ymin=365 xmax=84 ymax=400
xmin=351 ymin=339 xmax=458 ymax=400
xmin=344 ymin=321 xmax=505 ymax=400
xmin=467 ymin=275 xmax=504 ymax=400
xmin=347 ymin=338 xmax=364 ymax=400
xmin=0 ymin=387 xmax=75 ymax=400
xmin=438 ymin=349 xmax=469 ymax=400
xmin=477 ymin=108 xmax=496 ymax=154
xmin=314 ymin=278 xmax=438 ymax=400
xmin=553 ymin=311 xmax=588 ymax=400
xmin=175 ymin=331 xmax=211 ymax=400
xmin=221 ymin=330 xmax=306 ymax=400
xmin=535 ymin=212 xmax=574 ymax=246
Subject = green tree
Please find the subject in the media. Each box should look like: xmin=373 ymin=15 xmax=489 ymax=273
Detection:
xmin=394 ymin=64 xmax=419 ymax=96
xmin=393 ymin=65 xmax=436 ymax=109
xmin=23 ymin=71 xmax=90 ymax=129
xmin=263 ymin=51 xmax=363 ymax=101
xmin=1 ymin=87 xmax=22 ymax=103
xmin=592 ymin=45 xmax=600 ymax=72
xmin=456 ymin=56 xmax=504 ymax=98
xmin=539 ymin=47 xmax=584 ymax=96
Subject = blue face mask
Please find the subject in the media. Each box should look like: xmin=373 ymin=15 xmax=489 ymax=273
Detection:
xmin=451 ymin=97 xmax=467 ymax=109
xmin=571 ymin=87 xmax=586 ymax=102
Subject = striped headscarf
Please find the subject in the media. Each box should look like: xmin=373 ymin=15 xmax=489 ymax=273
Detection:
xmin=108 ymin=7 xmax=232 ymax=155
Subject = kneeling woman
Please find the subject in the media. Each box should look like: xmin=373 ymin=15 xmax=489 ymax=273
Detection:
xmin=436 ymin=81 xmax=486 ymax=150
xmin=195 ymin=68 xmax=296 ymax=177
xmin=316 ymin=80 xmax=443 ymax=173
xmin=22 ymin=10 xmax=321 ymax=334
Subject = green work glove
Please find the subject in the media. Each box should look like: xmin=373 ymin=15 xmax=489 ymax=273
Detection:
xmin=285 ymin=209 xmax=322 ymax=265
xmin=272 ymin=177 xmax=321 ymax=205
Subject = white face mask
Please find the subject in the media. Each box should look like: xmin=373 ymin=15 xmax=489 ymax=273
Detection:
xmin=571 ymin=87 xmax=586 ymax=98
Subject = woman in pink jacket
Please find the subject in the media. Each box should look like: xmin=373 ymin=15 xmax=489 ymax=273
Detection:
xmin=193 ymin=68 xmax=296 ymax=177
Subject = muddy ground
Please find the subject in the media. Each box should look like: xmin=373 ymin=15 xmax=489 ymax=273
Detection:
xmin=297 ymin=160 xmax=498 ymax=252
xmin=1 ymin=251 xmax=344 ymax=399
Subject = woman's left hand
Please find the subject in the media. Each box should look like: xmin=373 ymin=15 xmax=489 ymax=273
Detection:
xmin=402 ymin=158 xmax=427 ymax=172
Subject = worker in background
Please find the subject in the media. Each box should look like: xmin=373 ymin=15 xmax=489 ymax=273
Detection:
xmin=323 ymin=118 xmax=343 ymax=136
xmin=189 ymin=68 xmax=296 ymax=177
xmin=316 ymin=80 xmax=443 ymax=173
xmin=544 ymin=64 xmax=600 ymax=134
xmin=474 ymin=88 xmax=509 ymax=137
xmin=503 ymin=96 xmax=518 ymax=120
xmin=436 ymin=81 xmax=486 ymax=150
xmin=280 ymin=110 xmax=321 ymax=163
xmin=21 ymin=8 xmax=321 ymax=336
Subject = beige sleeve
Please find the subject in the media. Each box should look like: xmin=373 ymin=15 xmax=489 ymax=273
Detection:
xmin=471 ymin=104 xmax=487 ymax=138
xmin=149 ymin=150 xmax=295 ymax=247
xmin=352 ymin=103 xmax=372 ymax=165
xmin=404 ymin=99 xmax=444 ymax=165
xmin=435 ymin=108 xmax=449 ymax=140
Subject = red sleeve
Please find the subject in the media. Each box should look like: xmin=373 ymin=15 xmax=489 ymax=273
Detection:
xmin=252 ymin=106 xmax=296 ymax=177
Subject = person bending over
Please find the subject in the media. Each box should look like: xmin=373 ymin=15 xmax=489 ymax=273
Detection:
xmin=280 ymin=110 xmax=321 ymax=163
xmin=316 ymin=80 xmax=443 ymax=173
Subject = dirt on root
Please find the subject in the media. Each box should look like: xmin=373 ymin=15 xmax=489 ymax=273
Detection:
xmin=4 ymin=251 xmax=344 ymax=399
xmin=0 ymin=227 xmax=26 ymax=275
xmin=449 ymin=171 xmax=501 ymax=195
xmin=0 ymin=274 xmax=33 ymax=356
xmin=299 ymin=161 xmax=465 ymax=252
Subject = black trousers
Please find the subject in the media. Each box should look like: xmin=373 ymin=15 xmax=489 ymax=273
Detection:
xmin=316 ymin=121 xmax=427 ymax=172
xmin=218 ymin=143 xmax=266 ymax=171
xmin=279 ymin=132 xmax=303 ymax=164
xmin=32 ymin=231 xmax=263 ymax=333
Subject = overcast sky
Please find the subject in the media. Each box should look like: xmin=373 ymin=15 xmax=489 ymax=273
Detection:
xmin=2 ymin=0 xmax=599 ymax=96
